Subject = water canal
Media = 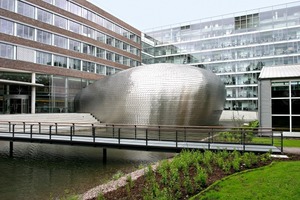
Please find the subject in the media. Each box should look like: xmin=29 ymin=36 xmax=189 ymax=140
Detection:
xmin=0 ymin=141 xmax=174 ymax=200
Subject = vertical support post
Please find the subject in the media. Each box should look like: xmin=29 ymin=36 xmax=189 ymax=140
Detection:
xmin=39 ymin=122 xmax=41 ymax=134
xmin=30 ymin=124 xmax=33 ymax=139
xmin=55 ymin=123 xmax=58 ymax=134
xmin=184 ymin=127 xmax=186 ymax=142
xmin=12 ymin=124 xmax=15 ymax=138
xmin=8 ymin=122 xmax=11 ymax=132
xmin=134 ymin=125 xmax=137 ymax=139
xmin=49 ymin=125 xmax=52 ymax=140
xmin=243 ymin=129 xmax=245 ymax=152
xmin=9 ymin=141 xmax=13 ymax=157
xmin=281 ymin=132 xmax=284 ymax=153
xmin=112 ymin=125 xmax=115 ymax=138
xmin=103 ymin=148 xmax=107 ymax=164
xmin=208 ymin=131 xmax=211 ymax=150
xmin=31 ymin=72 xmax=36 ymax=114
xmin=72 ymin=123 xmax=75 ymax=135
xmin=92 ymin=126 xmax=95 ymax=143
xmin=146 ymin=129 xmax=148 ymax=146
xmin=23 ymin=122 xmax=25 ymax=133
xmin=118 ymin=128 xmax=120 ymax=144
xmin=158 ymin=126 xmax=161 ymax=141
xmin=176 ymin=130 xmax=178 ymax=148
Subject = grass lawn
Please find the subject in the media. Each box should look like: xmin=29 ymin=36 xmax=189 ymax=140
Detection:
xmin=192 ymin=161 xmax=300 ymax=200
xmin=252 ymin=137 xmax=300 ymax=147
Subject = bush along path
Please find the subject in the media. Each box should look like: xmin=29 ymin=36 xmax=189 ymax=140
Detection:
xmin=93 ymin=150 xmax=285 ymax=200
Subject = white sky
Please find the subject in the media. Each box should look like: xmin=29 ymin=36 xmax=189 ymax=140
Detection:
xmin=88 ymin=0 xmax=297 ymax=30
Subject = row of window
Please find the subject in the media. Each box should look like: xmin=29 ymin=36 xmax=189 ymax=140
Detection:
xmin=0 ymin=0 xmax=141 ymax=57
xmin=145 ymin=4 xmax=300 ymax=45
xmin=0 ymin=42 xmax=122 ymax=76
xmin=42 ymin=0 xmax=140 ymax=43
xmin=0 ymin=18 xmax=140 ymax=67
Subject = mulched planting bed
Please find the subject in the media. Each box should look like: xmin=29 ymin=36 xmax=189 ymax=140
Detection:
xmin=90 ymin=152 xmax=300 ymax=200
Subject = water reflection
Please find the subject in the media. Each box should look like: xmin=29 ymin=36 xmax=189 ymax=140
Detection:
xmin=0 ymin=141 xmax=174 ymax=200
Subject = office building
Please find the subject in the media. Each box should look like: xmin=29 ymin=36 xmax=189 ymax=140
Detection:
xmin=142 ymin=1 xmax=300 ymax=113
xmin=0 ymin=0 xmax=141 ymax=114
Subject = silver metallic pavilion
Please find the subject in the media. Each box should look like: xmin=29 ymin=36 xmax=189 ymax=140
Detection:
xmin=75 ymin=63 xmax=225 ymax=126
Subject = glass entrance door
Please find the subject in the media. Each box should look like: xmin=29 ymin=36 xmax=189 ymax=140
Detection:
xmin=4 ymin=95 xmax=29 ymax=114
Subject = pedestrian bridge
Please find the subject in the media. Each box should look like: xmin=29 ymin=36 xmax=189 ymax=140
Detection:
xmin=0 ymin=114 xmax=282 ymax=160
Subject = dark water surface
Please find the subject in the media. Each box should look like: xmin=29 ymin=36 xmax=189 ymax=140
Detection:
xmin=0 ymin=141 xmax=174 ymax=200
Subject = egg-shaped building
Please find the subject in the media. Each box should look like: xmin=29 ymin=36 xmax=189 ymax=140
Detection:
xmin=75 ymin=63 xmax=225 ymax=126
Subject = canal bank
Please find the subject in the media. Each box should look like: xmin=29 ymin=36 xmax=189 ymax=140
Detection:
xmin=0 ymin=141 xmax=174 ymax=200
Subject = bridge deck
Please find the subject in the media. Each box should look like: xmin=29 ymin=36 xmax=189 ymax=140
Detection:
xmin=0 ymin=131 xmax=281 ymax=153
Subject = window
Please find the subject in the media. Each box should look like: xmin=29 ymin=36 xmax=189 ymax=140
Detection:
xmin=69 ymin=58 xmax=81 ymax=70
xmin=53 ymin=55 xmax=67 ymax=68
xmin=106 ymin=66 xmax=114 ymax=75
xmin=82 ymin=9 xmax=94 ymax=21
xmin=54 ymin=15 xmax=67 ymax=29
xmin=54 ymin=0 xmax=67 ymax=10
xmin=272 ymin=82 xmax=289 ymax=97
xmin=37 ymin=30 xmax=52 ymax=45
xmin=69 ymin=39 xmax=81 ymax=52
xmin=69 ymin=21 xmax=81 ymax=34
xmin=235 ymin=13 xmax=259 ymax=30
xmin=95 ymin=31 xmax=105 ymax=43
xmin=17 ymin=1 xmax=34 ymax=18
xmin=70 ymin=2 xmax=81 ymax=16
xmin=0 ymin=0 xmax=15 ymax=11
xmin=82 ymin=61 xmax=95 ymax=72
xmin=115 ymin=54 xmax=122 ymax=64
xmin=83 ymin=43 xmax=95 ymax=56
xmin=16 ymin=24 xmax=34 ymax=40
xmin=106 ymin=51 xmax=114 ymax=61
xmin=36 ymin=51 xmax=52 ymax=65
xmin=106 ymin=36 xmax=114 ymax=46
xmin=54 ymin=35 xmax=67 ymax=49
xmin=37 ymin=9 xmax=52 ymax=24
xmin=123 ymin=57 xmax=129 ymax=66
xmin=83 ymin=26 xmax=94 ymax=38
xmin=96 ymin=64 xmax=105 ymax=74
xmin=96 ymin=48 xmax=105 ymax=58
xmin=0 ymin=18 xmax=14 ymax=35
xmin=115 ymin=39 xmax=122 ymax=49
xmin=123 ymin=43 xmax=128 ymax=51
xmin=0 ymin=43 xmax=14 ymax=59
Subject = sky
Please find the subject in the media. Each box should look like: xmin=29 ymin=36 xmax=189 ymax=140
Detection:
xmin=88 ymin=0 xmax=297 ymax=31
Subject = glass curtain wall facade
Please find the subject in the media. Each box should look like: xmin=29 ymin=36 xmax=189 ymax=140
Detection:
xmin=142 ymin=1 xmax=300 ymax=111
xmin=0 ymin=0 xmax=141 ymax=114
xmin=271 ymin=81 xmax=300 ymax=131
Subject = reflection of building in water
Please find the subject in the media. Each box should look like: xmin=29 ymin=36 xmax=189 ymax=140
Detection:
xmin=142 ymin=1 xmax=300 ymax=112
xmin=0 ymin=0 xmax=141 ymax=114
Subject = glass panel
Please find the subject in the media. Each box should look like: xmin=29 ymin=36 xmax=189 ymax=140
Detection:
xmin=69 ymin=39 xmax=81 ymax=52
xmin=271 ymin=82 xmax=289 ymax=97
xmin=106 ymin=51 xmax=114 ymax=61
xmin=83 ymin=44 xmax=95 ymax=56
xmin=96 ymin=64 xmax=105 ymax=74
xmin=82 ymin=26 xmax=94 ymax=38
xmin=53 ymin=55 xmax=67 ymax=68
xmin=272 ymin=99 xmax=290 ymax=114
xmin=69 ymin=58 xmax=81 ymax=70
xmin=0 ymin=43 xmax=14 ymax=59
xmin=69 ymin=21 xmax=81 ymax=34
xmin=82 ymin=61 xmax=95 ymax=72
xmin=272 ymin=116 xmax=290 ymax=129
xmin=53 ymin=35 xmax=67 ymax=49
xmin=96 ymin=48 xmax=105 ymax=58
xmin=37 ymin=30 xmax=52 ymax=45
xmin=36 ymin=51 xmax=52 ymax=65
xmin=54 ymin=0 xmax=67 ymax=10
xmin=291 ymin=81 xmax=300 ymax=97
xmin=17 ymin=1 xmax=34 ymax=18
xmin=0 ymin=18 xmax=14 ymax=35
xmin=0 ymin=0 xmax=15 ymax=11
xmin=106 ymin=66 xmax=114 ymax=75
xmin=69 ymin=2 xmax=81 ymax=16
xmin=37 ymin=9 xmax=52 ymax=24
xmin=16 ymin=24 xmax=34 ymax=40
xmin=292 ymin=116 xmax=300 ymax=131
xmin=54 ymin=15 xmax=67 ymax=29
xmin=95 ymin=31 xmax=105 ymax=43
xmin=292 ymin=99 xmax=300 ymax=114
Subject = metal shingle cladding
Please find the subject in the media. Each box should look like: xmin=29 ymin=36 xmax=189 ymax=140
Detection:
xmin=259 ymin=65 xmax=300 ymax=79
